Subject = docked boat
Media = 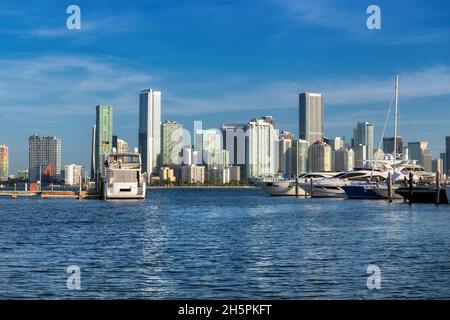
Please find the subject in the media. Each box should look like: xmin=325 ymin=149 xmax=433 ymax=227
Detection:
xmin=301 ymin=169 xmax=388 ymax=198
xmin=395 ymin=186 xmax=450 ymax=204
xmin=262 ymin=172 xmax=336 ymax=196
xmin=103 ymin=149 xmax=146 ymax=200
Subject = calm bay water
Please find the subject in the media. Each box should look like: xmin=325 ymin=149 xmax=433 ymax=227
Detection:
xmin=0 ymin=188 xmax=449 ymax=299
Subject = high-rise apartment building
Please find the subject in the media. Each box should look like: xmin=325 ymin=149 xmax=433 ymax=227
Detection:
xmin=308 ymin=141 xmax=331 ymax=172
xmin=353 ymin=122 xmax=374 ymax=160
xmin=0 ymin=145 xmax=8 ymax=178
xmin=139 ymin=89 xmax=161 ymax=177
xmin=28 ymin=135 xmax=61 ymax=182
xmin=291 ymin=139 xmax=309 ymax=175
xmin=161 ymin=121 xmax=183 ymax=166
xmin=95 ymin=105 xmax=113 ymax=176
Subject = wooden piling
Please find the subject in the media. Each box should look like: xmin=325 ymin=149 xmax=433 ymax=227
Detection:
xmin=310 ymin=178 xmax=314 ymax=198
xmin=387 ymin=172 xmax=392 ymax=203
xmin=408 ymin=172 xmax=413 ymax=204
xmin=295 ymin=176 xmax=299 ymax=198
xmin=436 ymin=172 xmax=441 ymax=205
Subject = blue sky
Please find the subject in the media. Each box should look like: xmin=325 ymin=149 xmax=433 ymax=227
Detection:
xmin=1 ymin=0 xmax=450 ymax=173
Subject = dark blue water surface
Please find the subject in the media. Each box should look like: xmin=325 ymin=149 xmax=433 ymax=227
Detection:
xmin=1 ymin=188 xmax=449 ymax=299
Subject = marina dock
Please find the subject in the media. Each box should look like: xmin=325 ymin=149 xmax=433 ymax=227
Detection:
xmin=0 ymin=190 xmax=102 ymax=200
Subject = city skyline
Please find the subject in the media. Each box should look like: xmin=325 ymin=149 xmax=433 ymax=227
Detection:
xmin=1 ymin=1 xmax=450 ymax=173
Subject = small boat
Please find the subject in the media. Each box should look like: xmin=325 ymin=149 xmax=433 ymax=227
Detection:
xmin=262 ymin=172 xmax=337 ymax=196
xmin=103 ymin=149 xmax=146 ymax=200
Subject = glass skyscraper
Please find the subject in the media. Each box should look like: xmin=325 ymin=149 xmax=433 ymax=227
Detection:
xmin=95 ymin=105 xmax=113 ymax=176
xmin=299 ymin=92 xmax=324 ymax=145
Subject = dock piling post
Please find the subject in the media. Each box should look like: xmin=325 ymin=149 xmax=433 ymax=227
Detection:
xmin=436 ymin=172 xmax=441 ymax=205
xmin=295 ymin=176 xmax=299 ymax=198
xmin=310 ymin=178 xmax=313 ymax=198
xmin=408 ymin=172 xmax=413 ymax=204
xmin=387 ymin=172 xmax=392 ymax=203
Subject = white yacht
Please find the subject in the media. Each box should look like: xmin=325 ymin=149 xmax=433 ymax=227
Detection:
xmin=300 ymin=169 xmax=389 ymax=198
xmin=103 ymin=149 xmax=146 ymax=200
xmin=262 ymin=172 xmax=337 ymax=196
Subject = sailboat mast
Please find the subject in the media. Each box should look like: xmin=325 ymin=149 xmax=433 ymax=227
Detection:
xmin=393 ymin=74 xmax=399 ymax=164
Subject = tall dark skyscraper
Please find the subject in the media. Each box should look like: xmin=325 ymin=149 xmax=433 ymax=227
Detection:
xmin=383 ymin=137 xmax=403 ymax=155
xmin=446 ymin=137 xmax=450 ymax=174
xmin=299 ymin=92 xmax=324 ymax=145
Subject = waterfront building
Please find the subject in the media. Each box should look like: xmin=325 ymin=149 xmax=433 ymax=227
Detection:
xmin=64 ymin=164 xmax=84 ymax=186
xmin=195 ymin=129 xmax=222 ymax=166
xmin=28 ymin=135 xmax=62 ymax=182
xmin=334 ymin=148 xmax=355 ymax=172
xmin=383 ymin=137 xmax=403 ymax=155
xmin=181 ymin=165 xmax=205 ymax=184
xmin=228 ymin=166 xmax=241 ymax=183
xmin=308 ymin=141 xmax=331 ymax=172
xmin=408 ymin=141 xmax=432 ymax=171
xmin=278 ymin=131 xmax=293 ymax=177
xmin=160 ymin=166 xmax=176 ymax=184
xmin=95 ymin=105 xmax=113 ymax=177
xmin=353 ymin=122 xmax=374 ymax=160
xmin=139 ymin=89 xmax=161 ymax=177
xmin=0 ymin=145 xmax=8 ymax=178
xmin=299 ymin=92 xmax=324 ymax=145
xmin=161 ymin=121 xmax=183 ymax=166
xmin=291 ymin=139 xmax=309 ymax=176
xmin=245 ymin=116 xmax=278 ymax=179
xmin=206 ymin=168 xmax=230 ymax=184
xmin=354 ymin=144 xmax=367 ymax=168
xmin=182 ymin=146 xmax=193 ymax=166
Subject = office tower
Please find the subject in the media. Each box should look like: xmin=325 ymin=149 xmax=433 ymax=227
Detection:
xmin=353 ymin=122 xmax=374 ymax=160
xmin=440 ymin=152 xmax=447 ymax=173
xmin=246 ymin=116 xmax=278 ymax=179
xmin=161 ymin=121 xmax=183 ymax=166
xmin=64 ymin=164 xmax=84 ymax=186
xmin=446 ymin=137 xmax=450 ymax=174
xmin=334 ymin=148 xmax=355 ymax=172
xmin=182 ymin=146 xmax=193 ymax=166
xmin=408 ymin=141 xmax=432 ymax=171
xmin=95 ymin=105 xmax=113 ymax=176
xmin=0 ymin=145 xmax=8 ymax=178
xmin=432 ymin=159 xmax=444 ymax=174
xmin=291 ymin=139 xmax=309 ymax=175
xmin=402 ymin=146 xmax=409 ymax=160
xmin=90 ymin=125 xmax=96 ymax=180
xmin=278 ymin=131 xmax=293 ymax=177
xmin=28 ymin=135 xmax=61 ymax=182
xmin=221 ymin=123 xmax=247 ymax=174
xmin=299 ymin=92 xmax=324 ymax=145
xmin=354 ymin=144 xmax=367 ymax=168
xmin=383 ymin=137 xmax=403 ymax=155
xmin=139 ymin=89 xmax=161 ymax=176
xmin=308 ymin=141 xmax=331 ymax=172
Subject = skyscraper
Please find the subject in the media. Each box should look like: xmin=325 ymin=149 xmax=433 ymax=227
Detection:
xmin=278 ymin=131 xmax=293 ymax=176
xmin=383 ymin=137 xmax=403 ymax=155
xmin=308 ymin=141 xmax=331 ymax=172
xmin=95 ymin=105 xmax=113 ymax=177
xmin=0 ymin=145 xmax=8 ymax=178
xmin=139 ymin=89 xmax=161 ymax=177
xmin=408 ymin=141 xmax=432 ymax=171
xmin=299 ymin=92 xmax=324 ymax=145
xmin=161 ymin=121 xmax=183 ymax=166
xmin=291 ymin=139 xmax=308 ymax=175
xmin=246 ymin=116 xmax=278 ymax=179
xmin=446 ymin=137 xmax=450 ymax=174
xmin=90 ymin=124 xmax=96 ymax=180
xmin=334 ymin=148 xmax=355 ymax=172
xmin=112 ymin=135 xmax=129 ymax=153
xmin=28 ymin=135 xmax=61 ymax=182
xmin=221 ymin=123 xmax=247 ymax=179
xmin=353 ymin=122 xmax=374 ymax=160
